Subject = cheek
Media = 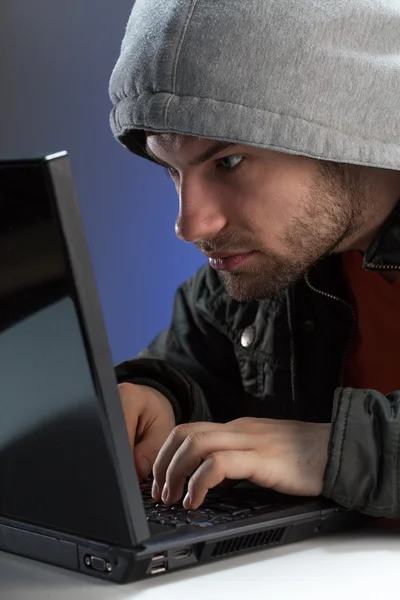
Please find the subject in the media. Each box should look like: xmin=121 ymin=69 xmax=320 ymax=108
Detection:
xmin=239 ymin=184 xmax=299 ymax=249
xmin=228 ymin=160 xmax=318 ymax=241
xmin=230 ymin=153 xmax=324 ymax=246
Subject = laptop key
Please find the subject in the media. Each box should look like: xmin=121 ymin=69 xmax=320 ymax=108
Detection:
xmin=251 ymin=504 xmax=273 ymax=511
xmin=231 ymin=509 xmax=252 ymax=517
xmin=205 ymin=503 xmax=238 ymax=514
xmin=212 ymin=516 xmax=234 ymax=524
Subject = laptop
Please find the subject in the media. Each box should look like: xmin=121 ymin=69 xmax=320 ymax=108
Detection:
xmin=0 ymin=152 xmax=368 ymax=583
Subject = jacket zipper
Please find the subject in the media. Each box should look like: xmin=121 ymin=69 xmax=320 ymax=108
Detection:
xmin=365 ymin=261 xmax=400 ymax=271
xmin=304 ymin=273 xmax=356 ymax=386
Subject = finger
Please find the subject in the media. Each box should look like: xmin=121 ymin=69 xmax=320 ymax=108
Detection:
xmin=184 ymin=450 xmax=260 ymax=510
xmin=134 ymin=420 xmax=173 ymax=480
xmin=163 ymin=431 xmax=256 ymax=505
xmin=152 ymin=422 xmax=221 ymax=500
xmin=118 ymin=385 xmax=170 ymax=481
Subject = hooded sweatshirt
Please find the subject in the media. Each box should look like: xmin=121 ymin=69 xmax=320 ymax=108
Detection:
xmin=109 ymin=0 xmax=400 ymax=171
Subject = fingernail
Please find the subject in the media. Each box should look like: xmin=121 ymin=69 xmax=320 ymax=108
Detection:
xmin=151 ymin=482 xmax=160 ymax=500
xmin=162 ymin=484 xmax=169 ymax=503
xmin=183 ymin=492 xmax=191 ymax=509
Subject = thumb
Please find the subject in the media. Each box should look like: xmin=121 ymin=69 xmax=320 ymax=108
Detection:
xmin=133 ymin=421 xmax=173 ymax=480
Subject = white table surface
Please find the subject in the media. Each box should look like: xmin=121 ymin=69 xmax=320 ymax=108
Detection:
xmin=0 ymin=522 xmax=398 ymax=600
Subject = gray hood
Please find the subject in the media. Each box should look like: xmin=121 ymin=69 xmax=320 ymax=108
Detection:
xmin=109 ymin=0 xmax=400 ymax=170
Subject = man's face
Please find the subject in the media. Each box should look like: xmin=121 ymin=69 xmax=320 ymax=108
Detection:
xmin=146 ymin=133 xmax=372 ymax=301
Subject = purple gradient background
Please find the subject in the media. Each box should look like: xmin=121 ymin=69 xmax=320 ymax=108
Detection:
xmin=0 ymin=0 xmax=206 ymax=363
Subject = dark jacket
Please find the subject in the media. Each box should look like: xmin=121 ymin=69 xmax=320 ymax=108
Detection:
xmin=116 ymin=203 xmax=400 ymax=518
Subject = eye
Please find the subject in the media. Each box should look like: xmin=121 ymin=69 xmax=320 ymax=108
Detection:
xmin=162 ymin=154 xmax=245 ymax=180
xmin=218 ymin=154 xmax=244 ymax=172
xmin=162 ymin=166 xmax=179 ymax=180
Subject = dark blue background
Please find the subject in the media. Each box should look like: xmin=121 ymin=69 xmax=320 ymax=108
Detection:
xmin=0 ymin=0 xmax=205 ymax=363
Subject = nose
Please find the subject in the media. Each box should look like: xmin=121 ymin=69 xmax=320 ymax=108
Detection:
xmin=175 ymin=178 xmax=228 ymax=243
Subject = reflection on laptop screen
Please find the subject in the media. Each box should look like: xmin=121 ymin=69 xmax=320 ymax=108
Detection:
xmin=0 ymin=160 xmax=133 ymax=547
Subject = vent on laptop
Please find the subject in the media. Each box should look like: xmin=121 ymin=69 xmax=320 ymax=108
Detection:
xmin=211 ymin=527 xmax=286 ymax=558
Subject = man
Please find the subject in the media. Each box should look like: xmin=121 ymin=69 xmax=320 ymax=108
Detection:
xmin=108 ymin=0 xmax=400 ymax=515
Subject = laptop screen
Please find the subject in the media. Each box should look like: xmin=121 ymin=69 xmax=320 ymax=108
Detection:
xmin=0 ymin=158 xmax=135 ymax=547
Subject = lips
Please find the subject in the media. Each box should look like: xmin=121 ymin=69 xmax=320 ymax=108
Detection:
xmin=208 ymin=251 xmax=258 ymax=271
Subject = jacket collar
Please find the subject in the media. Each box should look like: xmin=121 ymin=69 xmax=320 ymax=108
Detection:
xmin=302 ymin=200 xmax=400 ymax=302
xmin=363 ymin=201 xmax=400 ymax=271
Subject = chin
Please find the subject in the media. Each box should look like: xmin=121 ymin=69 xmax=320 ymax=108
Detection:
xmin=220 ymin=271 xmax=289 ymax=302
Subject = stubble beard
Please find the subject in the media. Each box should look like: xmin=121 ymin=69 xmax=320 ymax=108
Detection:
xmin=219 ymin=162 xmax=372 ymax=302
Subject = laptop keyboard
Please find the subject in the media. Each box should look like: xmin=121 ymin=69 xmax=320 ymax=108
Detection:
xmin=140 ymin=480 xmax=275 ymax=529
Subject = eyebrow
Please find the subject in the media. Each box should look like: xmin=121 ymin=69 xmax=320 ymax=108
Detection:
xmin=144 ymin=140 xmax=239 ymax=168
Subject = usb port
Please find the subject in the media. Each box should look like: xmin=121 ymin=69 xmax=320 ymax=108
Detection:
xmin=172 ymin=548 xmax=192 ymax=560
xmin=151 ymin=553 xmax=166 ymax=563
xmin=150 ymin=563 xmax=167 ymax=575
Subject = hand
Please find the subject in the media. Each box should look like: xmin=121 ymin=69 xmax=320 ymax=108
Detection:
xmin=152 ymin=418 xmax=331 ymax=509
xmin=118 ymin=382 xmax=176 ymax=480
